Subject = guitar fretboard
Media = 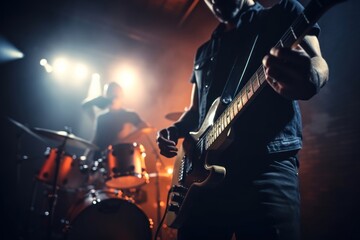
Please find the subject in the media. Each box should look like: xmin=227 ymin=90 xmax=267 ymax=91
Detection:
xmin=192 ymin=0 xmax=332 ymax=153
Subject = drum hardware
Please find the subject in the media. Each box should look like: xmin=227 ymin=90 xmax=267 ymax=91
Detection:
xmin=78 ymin=156 xmax=90 ymax=174
xmin=29 ymin=126 xmax=99 ymax=240
xmin=143 ymin=133 xmax=167 ymax=240
xmin=86 ymin=157 xmax=109 ymax=189
xmin=90 ymin=157 xmax=106 ymax=174
xmin=7 ymin=117 xmax=48 ymax=239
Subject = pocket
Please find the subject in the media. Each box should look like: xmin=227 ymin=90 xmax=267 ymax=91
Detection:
xmin=271 ymin=156 xmax=299 ymax=177
xmin=193 ymin=56 xmax=215 ymax=89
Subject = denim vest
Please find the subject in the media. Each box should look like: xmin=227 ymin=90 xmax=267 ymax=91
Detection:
xmin=190 ymin=0 xmax=319 ymax=154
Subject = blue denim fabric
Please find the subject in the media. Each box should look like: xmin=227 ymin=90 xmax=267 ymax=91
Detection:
xmin=178 ymin=1 xmax=319 ymax=238
xmin=190 ymin=0 xmax=319 ymax=154
xmin=178 ymin=154 xmax=300 ymax=240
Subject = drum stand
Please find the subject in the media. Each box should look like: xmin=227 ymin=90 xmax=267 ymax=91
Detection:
xmin=145 ymin=134 xmax=165 ymax=240
xmin=46 ymin=137 xmax=68 ymax=240
xmin=14 ymin=130 xmax=28 ymax=238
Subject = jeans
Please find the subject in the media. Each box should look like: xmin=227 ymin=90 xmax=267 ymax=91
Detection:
xmin=177 ymin=152 xmax=300 ymax=240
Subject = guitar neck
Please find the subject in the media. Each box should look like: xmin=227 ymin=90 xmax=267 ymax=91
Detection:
xmin=203 ymin=0 xmax=344 ymax=151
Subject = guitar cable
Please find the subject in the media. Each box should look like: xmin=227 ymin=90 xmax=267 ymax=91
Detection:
xmin=153 ymin=186 xmax=175 ymax=240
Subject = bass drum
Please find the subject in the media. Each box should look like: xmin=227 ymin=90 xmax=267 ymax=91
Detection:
xmin=64 ymin=189 xmax=152 ymax=240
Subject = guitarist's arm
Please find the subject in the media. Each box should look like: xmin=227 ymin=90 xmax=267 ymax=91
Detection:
xmin=157 ymin=83 xmax=199 ymax=158
xmin=262 ymin=35 xmax=329 ymax=100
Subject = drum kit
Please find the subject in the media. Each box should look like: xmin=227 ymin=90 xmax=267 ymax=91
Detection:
xmin=8 ymin=116 xmax=178 ymax=240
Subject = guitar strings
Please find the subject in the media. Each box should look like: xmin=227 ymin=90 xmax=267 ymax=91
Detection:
xmin=194 ymin=13 xmax=307 ymax=153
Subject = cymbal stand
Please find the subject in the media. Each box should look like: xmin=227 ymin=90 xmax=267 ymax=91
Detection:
xmin=14 ymin=129 xmax=28 ymax=238
xmin=46 ymin=134 xmax=68 ymax=240
xmin=144 ymin=134 xmax=165 ymax=240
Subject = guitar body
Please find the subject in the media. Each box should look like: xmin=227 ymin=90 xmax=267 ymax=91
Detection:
xmin=164 ymin=98 xmax=229 ymax=228
xmin=163 ymin=0 xmax=345 ymax=230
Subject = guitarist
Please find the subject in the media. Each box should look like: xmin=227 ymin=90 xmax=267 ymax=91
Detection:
xmin=156 ymin=0 xmax=329 ymax=239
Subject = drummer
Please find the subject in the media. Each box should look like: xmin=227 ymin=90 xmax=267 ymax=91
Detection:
xmin=82 ymin=81 xmax=150 ymax=163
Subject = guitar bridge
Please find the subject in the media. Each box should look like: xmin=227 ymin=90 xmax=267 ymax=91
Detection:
xmin=168 ymin=185 xmax=188 ymax=213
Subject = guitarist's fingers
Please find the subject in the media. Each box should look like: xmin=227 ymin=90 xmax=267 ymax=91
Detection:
xmin=157 ymin=128 xmax=169 ymax=140
xmin=158 ymin=141 xmax=178 ymax=158
xmin=157 ymin=129 xmax=177 ymax=146
xmin=157 ymin=129 xmax=178 ymax=158
xmin=159 ymin=149 xmax=178 ymax=158
xmin=167 ymin=126 xmax=179 ymax=144
xmin=263 ymin=47 xmax=311 ymax=82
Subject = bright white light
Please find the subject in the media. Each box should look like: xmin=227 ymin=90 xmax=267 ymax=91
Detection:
xmin=92 ymin=73 xmax=100 ymax=81
xmin=74 ymin=63 xmax=88 ymax=80
xmin=115 ymin=66 xmax=138 ymax=90
xmin=45 ymin=64 xmax=53 ymax=73
xmin=86 ymin=73 xmax=102 ymax=99
xmin=40 ymin=59 xmax=47 ymax=66
xmin=110 ymin=61 xmax=146 ymax=106
xmin=166 ymin=167 xmax=173 ymax=175
xmin=0 ymin=36 xmax=24 ymax=63
xmin=2 ymin=49 xmax=24 ymax=59
xmin=53 ymin=57 xmax=69 ymax=75
xmin=39 ymin=58 xmax=53 ymax=72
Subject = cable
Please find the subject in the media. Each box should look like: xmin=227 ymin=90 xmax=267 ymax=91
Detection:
xmin=154 ymin=186 xmax=174 ymax=240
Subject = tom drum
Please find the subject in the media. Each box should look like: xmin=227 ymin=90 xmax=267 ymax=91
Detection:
xmin=36 ymin=147 xmax=88 ymax=190
xmin=104 ymin=142 xmax=149 ymax=189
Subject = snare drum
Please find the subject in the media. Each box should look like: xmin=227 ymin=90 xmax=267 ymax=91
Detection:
xmin=104 ymin=142 xmax=149 ymax=189
xmin=37 ymin=147 xmax=88 ymax=190
xmin=64 ymin=189 xmax=152 ymax=240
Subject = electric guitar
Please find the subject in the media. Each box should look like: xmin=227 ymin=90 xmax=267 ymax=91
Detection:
xmin=164 ymin=0 xmax=346 ymax=229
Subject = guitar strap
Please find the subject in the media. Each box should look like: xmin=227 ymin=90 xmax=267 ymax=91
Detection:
xmin=220 ymin=34 xmax=259 ymax=105
xmin=220 ymin=9 xmax=266 ymax=105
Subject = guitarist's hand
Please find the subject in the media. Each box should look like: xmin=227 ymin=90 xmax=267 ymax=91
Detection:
xmin=156 ymin=126 xmax=179 ymax=158
xmin=262 ymin=45 xmax=321 ymax=100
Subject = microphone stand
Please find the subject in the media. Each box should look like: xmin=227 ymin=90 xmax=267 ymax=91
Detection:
xmin=144 ymin=134 xmax=165 ymax=240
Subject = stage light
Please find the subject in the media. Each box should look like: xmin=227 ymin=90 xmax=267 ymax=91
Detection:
xmin=0 ymin=36 xmax=24 ymax=63
xmin=40 ymin=59 xmax=47 ymax=66
xmin=39 ymin=58 xmax=53 ymax=73
xmin=45 ymin=64 xmax=53 ymax=73
xmin=112 ymin=63 xmax=142 ymax=95
xmin=110 ymin=61 xmax=147 ymax=107
xmin=116 ymin=67 xmax=137 ymax=90
xmin=74 ymin=63 xmax=88 ymax=80
xmin=92 ymin=73 xmax=100 ymax=81
xmin=166 ymin=167 xmax=174 ymax=175
xmin=53 ymin=57 xmax=69 ymax=75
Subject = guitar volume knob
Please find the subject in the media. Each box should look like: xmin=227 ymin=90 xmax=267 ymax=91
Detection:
xmin=171 ymin=194 xmax=184 ymax=205
xmin=168 ymin=203 xmax=180 ymax=213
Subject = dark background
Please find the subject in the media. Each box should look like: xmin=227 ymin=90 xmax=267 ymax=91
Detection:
xmin=1 ymin=0 xmax=359 ymax=239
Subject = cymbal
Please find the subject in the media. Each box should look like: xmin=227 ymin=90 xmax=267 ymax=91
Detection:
xmin=32 ymin=127 xmax=99 ymax=150
xmin=164 ymin=112 xmax=183 ymax=121
xmin=7 ymin=117 xmax=46 ymax=143
xmin=122 ymin=127 xmax=157 ymax=142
